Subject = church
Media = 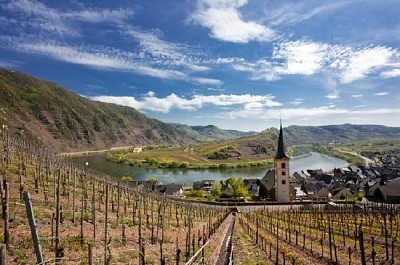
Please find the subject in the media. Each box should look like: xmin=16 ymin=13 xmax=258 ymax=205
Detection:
xmin=259 ymin=122 xmax=295 ymax=202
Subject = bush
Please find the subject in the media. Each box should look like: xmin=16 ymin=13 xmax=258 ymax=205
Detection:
xmin=186 ymin=190 xmax=205 ymax=198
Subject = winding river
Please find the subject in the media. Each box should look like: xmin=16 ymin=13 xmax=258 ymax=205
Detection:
xmin=70 ymin=152 xmax=348 ymax=184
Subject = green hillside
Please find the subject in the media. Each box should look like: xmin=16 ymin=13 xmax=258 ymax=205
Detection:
xmin=0 ymin=69 xmax=257 ymax=153
xmin=0 ymin=69 xmax=205 ymax=152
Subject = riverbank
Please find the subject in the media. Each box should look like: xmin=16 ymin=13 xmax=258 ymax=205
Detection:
xmin=338 ymin=149 xmax=375 ymax=167
xmin=58 ymin=145 xmax=134 ymax=157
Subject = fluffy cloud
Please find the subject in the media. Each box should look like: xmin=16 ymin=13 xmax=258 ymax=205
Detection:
xmin=381 ymin=69 xmax=400 ymax=78
xmin=230 ymin=40 xmax=400 ymax=84
xmin=337 ymin=46 xmax=397 ymax=84
xmin=90 ymin=92 xmax=281 ymax=113
xmin=273 ymin=40 xmax=331 ymax=75
xmin=191 ymin=0 xmax=275 ymax=43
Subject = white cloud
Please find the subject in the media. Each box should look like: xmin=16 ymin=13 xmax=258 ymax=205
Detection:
xmin=246 ymin=60 xmax=281 ymax=81
xmin=126 ymin=28 xmax=187 ymax=61
xmin=230 ymin=40 xmax=400 ymax=84
xmin=289 ymin=98 xmax=304 ymax=105
xmin=125 ymin=28 xmax=212 ymax=75
xmin=351 ymin=94 xmax=363 ymax=98
xmin=1 ymin=0 xmax=134 ymax=36
xmin=381 ymin=69 xmax=400 ymax=78
xmin=337 ymin=46 xmax=397 ymax=84
xmin=326 ymin=90 xmax=340 ymax=100
xmin=2 ymin=0 xmax=76 ymax=36
xmin=191 ymin=0 xmax=275 ymax=43
xmin=63 ymin=8 xmax=134 ymax=23
xmin=10 ymin=40 xmax=189 ymax=80
xmin=90 ymin=92 xmax=282 ymax=113
xmin=374 ymin=92 xmax=389 ymax=96
xmin=229 ymin=105 xmax=400 ymax=122
xmin=187 ymin=65 xmax=210 ymax=72
xmin=191 ymin=77 xmax=223 ymax=85
xmin=273 ymin=40 xmax=330 ymax=75
xmin=214 ymin=57 xmax=245 ymax=64
xmin=266 ymin=1 xmax=350 ymax=26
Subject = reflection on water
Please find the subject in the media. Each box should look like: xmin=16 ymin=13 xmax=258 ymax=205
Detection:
xmin=69 ymin=152 xmax=348 ymax=184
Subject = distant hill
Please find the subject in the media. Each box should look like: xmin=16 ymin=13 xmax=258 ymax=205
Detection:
xmin=0 ymin=69 xmax=254 ymax=152
xmin=284 ymin=124 xmax=400 ymax=146
xmin=190 ymin=125 xmax=255 ymax=140
xmin=194 ymin=123 xmax=400 ymax=160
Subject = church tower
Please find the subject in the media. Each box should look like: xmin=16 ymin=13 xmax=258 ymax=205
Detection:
xmin=274 ymin=121 xmax=291 ymax=202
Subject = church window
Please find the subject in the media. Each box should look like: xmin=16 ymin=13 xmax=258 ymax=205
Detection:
xmin=282 ymin=180 xmax=286 ymax=185
xmin=282 ymin=163 xmax=286 ymax=168
xmin=282 ymin=171 xmax=286 ymax=176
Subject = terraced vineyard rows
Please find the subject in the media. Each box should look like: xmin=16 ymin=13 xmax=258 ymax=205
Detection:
xmin=236 ymin=206 xmax=400 ymax=264
xmin=0 ymin=129 xmax=230 ymax=264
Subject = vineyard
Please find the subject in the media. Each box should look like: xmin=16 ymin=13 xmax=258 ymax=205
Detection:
xmin=1 ymin=127 xmax=400 ymax=264
xmin=237 ymin=204 xmax=400 ymax=264
xmin=0 ymin=128 xmax=231 ymax=264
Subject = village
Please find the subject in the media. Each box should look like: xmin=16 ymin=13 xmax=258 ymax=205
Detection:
xmin=128 ymin=126 xmax=400 ymax=204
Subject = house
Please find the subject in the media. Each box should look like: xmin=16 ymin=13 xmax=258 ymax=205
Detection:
xmin=243 ymin=178 xmax=260 ymax=196
xmin=133 ymin=147 xmax=143 ymax=153
xmin=332 ymin=188 xmax=354 ymax=200
xmin=374 ymin=177 xmax=400 ymax=203
xmin=193 ymin=180 xmax=215 ymax=192
xmin=292 ymin=171 xmax=308 ymax=183
xmin=301 ymin=180 xmax=326 ymax=198
xmin=259 ymin=169 xmax=275 ymax=199
xmin=131 ymin=180 xmax=158 ymax=191
xmin=307 ymin=169 xmax=323 ymax=177
xmin=155 ymin=183 xmax=183 ymax=197
xmin=315 ymin=187 xmax=331 ymax=199
xmin=219 ymin=180 xmax=234 ymax=197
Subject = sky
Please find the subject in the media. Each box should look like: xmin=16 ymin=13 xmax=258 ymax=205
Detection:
xmin=0 ymin=0 xmax=399 ymax=131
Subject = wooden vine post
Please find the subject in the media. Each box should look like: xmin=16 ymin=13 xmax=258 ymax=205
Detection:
xmin=104 ymin=184 xmax=109 ymax=264
xmin=3 ymin=182 xmax=9 ymax=249
xmin=55 ymin=170 xmax=62 ymax=263
xmin=92 ymin=181 xmax=96 ymax=241
xmin=23 ymin=191 xmax=44 ymax=264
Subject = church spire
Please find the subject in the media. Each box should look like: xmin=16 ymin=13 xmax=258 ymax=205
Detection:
xmin=275 ymin=120 xmax=288 ymax=159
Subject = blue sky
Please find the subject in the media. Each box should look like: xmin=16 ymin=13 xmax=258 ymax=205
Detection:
xmin=1 ymin=0 xmax=399 ymax=131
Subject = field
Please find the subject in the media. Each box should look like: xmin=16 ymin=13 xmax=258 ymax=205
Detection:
xmin=107 ymin=133 xmax=276 ymax=169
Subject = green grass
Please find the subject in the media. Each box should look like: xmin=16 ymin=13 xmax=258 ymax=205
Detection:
xmin=106 ymin=131 xmax=276 ymax=169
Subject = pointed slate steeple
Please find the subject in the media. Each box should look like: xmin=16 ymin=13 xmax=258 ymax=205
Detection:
xmin=275 ymin=120 xmax=288 ymax=159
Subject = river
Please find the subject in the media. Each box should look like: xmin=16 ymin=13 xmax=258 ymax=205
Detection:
xmin=69 ymin=152 xmax=348 ymax=184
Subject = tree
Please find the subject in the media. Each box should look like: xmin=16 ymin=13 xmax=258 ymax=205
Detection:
xmin=147 ymin=177 xmax=158 ymax=183
xmin=227 ymin=177 xmax=249 ymax=198
xmin=211 ymin=182 xmax=222 ymax=197
xmin=121 ymin=175 xmax=133 ymax=182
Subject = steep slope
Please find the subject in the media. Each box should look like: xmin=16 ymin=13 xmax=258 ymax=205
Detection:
xmin=0 ymin=68 xmax=203 ymax=152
